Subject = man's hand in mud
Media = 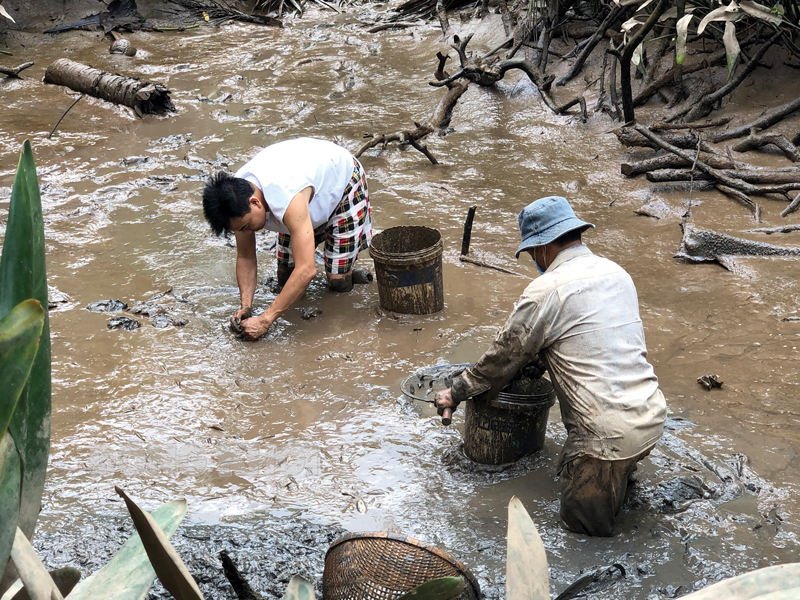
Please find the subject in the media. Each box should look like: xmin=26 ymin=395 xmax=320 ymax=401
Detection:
xmin=230 ymin=307 xmax=253 ymax=336
xmin=434 ymin=388 xmax=459 ymax=418
xmin=239 ymin=314 xmax=272 ymax=341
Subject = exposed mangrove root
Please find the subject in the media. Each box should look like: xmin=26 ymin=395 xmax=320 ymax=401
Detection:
xmin=732 ymin=131 xmax=800 ymax=163
xmin=621 ymin=153 xmax=741 ymax=177
xmin=556 ymin=4 xmax=629 ymax=87
xmin=782 ymin=192 xmax=800 ymax=217
xmin=355 ymin=52 xmax=468 ymax=162
xmin=0 ymin=62 xmax=33 ymax=79
xmin=680 ymin=30 xmax=782 ymax=123
xmin=429 ymin=34 xmax=587 ymax=122
xmin=44 ymin=59 xmax=175 ymax=116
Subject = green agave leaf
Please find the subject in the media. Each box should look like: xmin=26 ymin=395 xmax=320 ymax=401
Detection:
xmin=723 ymin=21 xmax=740 ymax=80
xmin=675 ymin=14 xmax=694 ymax=65
xmin=681 ymin=564 xmax=800 ymax=599
xmin=0 ymin=140 xmax=51 ymax=555
xmin=0 ymin=300 xmax=45 ymax=440
xmin=68 ymin=498 xmax=188 ymax=600
xmin=282 ymin=575 xmax=314 ymax=600
xmin=0 ymin=435 xmax=22 ymax=581
xmin=116 ymin=487 xmax=203 ymax=600
xmin=697 ymin=1 xmax=743 ymax=36
xmin=396 ymin=577 xmax=465 ymax=600
xmin=506 ymin=496 xmax=549 ymax=600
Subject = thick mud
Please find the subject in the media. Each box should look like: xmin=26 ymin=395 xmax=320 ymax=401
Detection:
xmin=1 ymin=4 xmax=800 ymax=599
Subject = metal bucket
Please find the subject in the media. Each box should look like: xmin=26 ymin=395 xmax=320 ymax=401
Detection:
xmin=369 ymin=226 xmax=444 ymax=315
xmin=464 ymin=378 xmax=555 ymax=465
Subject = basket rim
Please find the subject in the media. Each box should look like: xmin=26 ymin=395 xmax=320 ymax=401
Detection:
xmin=325 ymin=531 xmax=482 ymax=598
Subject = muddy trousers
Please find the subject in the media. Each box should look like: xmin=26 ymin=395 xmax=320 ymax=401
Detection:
xmin=559 ymin=451 xmax=650 ymax=537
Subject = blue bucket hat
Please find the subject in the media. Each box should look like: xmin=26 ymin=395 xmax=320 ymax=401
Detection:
xmin=515 ymin=196 xmax=594 ymax=259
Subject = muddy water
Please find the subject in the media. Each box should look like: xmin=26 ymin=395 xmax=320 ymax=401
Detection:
xmin=1 ymin=7 xmax=800 ymax=599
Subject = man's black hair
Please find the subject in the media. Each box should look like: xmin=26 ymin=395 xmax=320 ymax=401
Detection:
xmin=202 ymin=171 xmax=254 ymax=236
xmin=554 ymin=228 xmax=583 ymax=246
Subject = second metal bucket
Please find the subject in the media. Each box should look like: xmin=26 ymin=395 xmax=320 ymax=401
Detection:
xmin=369 ymin=226 xmax=444 ymax=315
xmin=464 ymin=378 xmax=556 ymax=465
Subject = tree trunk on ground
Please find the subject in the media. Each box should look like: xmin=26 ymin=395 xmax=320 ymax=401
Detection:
xmin=44 ymin=59 xmax=175 ymax=116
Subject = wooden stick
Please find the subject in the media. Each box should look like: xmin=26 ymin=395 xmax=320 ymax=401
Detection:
xmin=461 ymin=205 xmax=477 ymax=256
xmin=0 ymin=61 xmax=33 ymax=79
xmin=710 ymin=96 xmax=800 ymax=142
xmin=48 ymin=94 xmax=84 ymax=139
xmin=459 ymin=255 xmax=526 ymax=277
xmin=732 ymin=132 xmax=800 ymax=162
xmin=782 ymin=191 xmax=800 ymax=218
xmin=367 ymin=22 xmax=418 ymax=33
xmin=651 ymin=117 xmax=732 ymax=131
xmin=745 ymin=224 xmax=800 ymax=234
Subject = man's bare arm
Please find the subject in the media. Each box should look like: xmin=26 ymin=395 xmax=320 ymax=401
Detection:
xmin=239 ymin=187 xmax=315 ymax=339
xmin=234 ymin=229 xmax=257 ymax=318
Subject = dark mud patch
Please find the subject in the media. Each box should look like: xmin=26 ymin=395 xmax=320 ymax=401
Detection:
xmin=33 ymin=510 xmax=344 ymax=600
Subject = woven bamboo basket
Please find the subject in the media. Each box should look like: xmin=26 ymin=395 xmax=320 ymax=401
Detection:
xmin=323 ymin=532 xmax=481 ymax=600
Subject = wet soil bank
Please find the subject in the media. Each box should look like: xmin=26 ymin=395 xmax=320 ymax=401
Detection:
xmin=1 ymin=2 xmax=800 ymax=599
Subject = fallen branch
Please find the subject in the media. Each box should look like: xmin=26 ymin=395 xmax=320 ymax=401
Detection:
xmin=682 ymin=30 xmax=782 ymax=123
xmin=709 ymin=96 xmax=800 ymax=142
xmin=0 ymin=61 xmax=33 ymax=79
xmin=732 ymin=131 xmax=800 ymax=162
xmin=645 ymin=168 xmax=800 ymax=184
xmin=459 ymin=255 xmax=527 ymax=277
xmin=650 ymin=117 xmax=732 ymax=131
xmin=366 ymin=21 xmax=418 ymax=33
xmin=44 ymin=59 xmax=175 ymax=116
xmin=615 ymin=127 xmax=720 ymax=153
xmin=621 ymin=153 xmax=740 ymax=176
xmin=633 ymin=124 xmax=800 ymax=203
xmin=745 ymin=224 xmax=800 ymax=234
xmin=782 ymin=192 xmax=800 ymax=217
xmin=48 ymin=94 xmax=84 ymax=138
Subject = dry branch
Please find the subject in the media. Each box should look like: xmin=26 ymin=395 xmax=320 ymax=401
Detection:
xmin=645 ymin=168 xmax=800 ymax=184
xmin=782 ymin=192 xmax=800 ymax=217
xmin=732 ymin=132 xmax=800 ymax=162
xmin=0 ymin=62 xmax=33 ymax=79
xmin=459 ymin=255 xmax=526 ymax=277
xmin=44 ymin=59 xmax=175 ymax=116
xmin=48 ymin=94 xmax=84 ymax=138
xmin=621 ymin=153 xmax=740 ymax=176
xmin=745 ymin=224 xmax=800 ymax=234
xmin=710 ymin=96 xmax=800 ymax=142
xmin=650 ymin=117 xmax=732 ymax=131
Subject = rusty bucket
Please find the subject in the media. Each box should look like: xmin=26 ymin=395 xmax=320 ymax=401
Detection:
xmin=369 ymin=226 xmax=444 ymax=315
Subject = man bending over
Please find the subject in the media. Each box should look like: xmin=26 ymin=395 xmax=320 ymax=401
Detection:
xmin=202 ymin=137 xmax=372 ymax=340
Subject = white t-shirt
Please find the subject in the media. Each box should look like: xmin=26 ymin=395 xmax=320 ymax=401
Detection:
xmin=235 ymin=138 xmax=354 ymax=234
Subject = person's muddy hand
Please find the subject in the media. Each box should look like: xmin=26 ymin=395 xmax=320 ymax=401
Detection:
xmin=230 ymin=306 xmax=253 ymax=336
xmin=239 ymin=314 xmax=272 ymax=341
xmin=434 ymin=388 xmax=459 ymax=425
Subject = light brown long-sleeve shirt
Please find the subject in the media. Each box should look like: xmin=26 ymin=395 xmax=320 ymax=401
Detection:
xmin=451 ymin=245 xmax=666 ymax=470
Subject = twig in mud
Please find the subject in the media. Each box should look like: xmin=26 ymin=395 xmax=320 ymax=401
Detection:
xmin=650 ymin=117 xmax=732 ymax=131
xmin=366 ymin=21 xmax=418 ymax=33
xmin=0 ymin=61 xmax=33 ymax=79
xmin=745 ymin=224 xmax=800 ymax=234
xmin=782 ymin=191 xmax=800 ymax=218
xmin=48 ymin=94 xmax=84 ymax=139
xmin=461 ymin=205 xmax=477 ymax=256
xmin=732 ymin=131 xmax=800 ymax=162
xmin=459 ymin=255 xmax=526 ymax=277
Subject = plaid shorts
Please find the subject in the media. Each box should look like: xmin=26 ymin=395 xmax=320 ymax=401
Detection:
xmin=276 ymin=159 xmax=372 ymax=275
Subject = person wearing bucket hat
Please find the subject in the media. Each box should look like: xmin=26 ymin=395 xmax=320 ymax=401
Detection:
xmin=435 ymin=196 xmax=667 ymax=537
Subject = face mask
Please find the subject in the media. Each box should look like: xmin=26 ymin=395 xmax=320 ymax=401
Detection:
xmin=534 ymin=246 xmax=546 ymax=275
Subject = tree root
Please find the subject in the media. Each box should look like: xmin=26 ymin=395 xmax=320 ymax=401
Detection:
xmin=355 ymin=52 xmax=468 ymax=162
xmin=429 ymin=34 xmax=587 ymax=121
xmin=621 ymin=153 xmax=740 ymax=177
xmin=645 ymin=168 xmax=800 ymax=185
xmin=745 ymin=224 xmax=800 ymax=234
xmin=710 ymin=96 xmax=800 ymax=143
